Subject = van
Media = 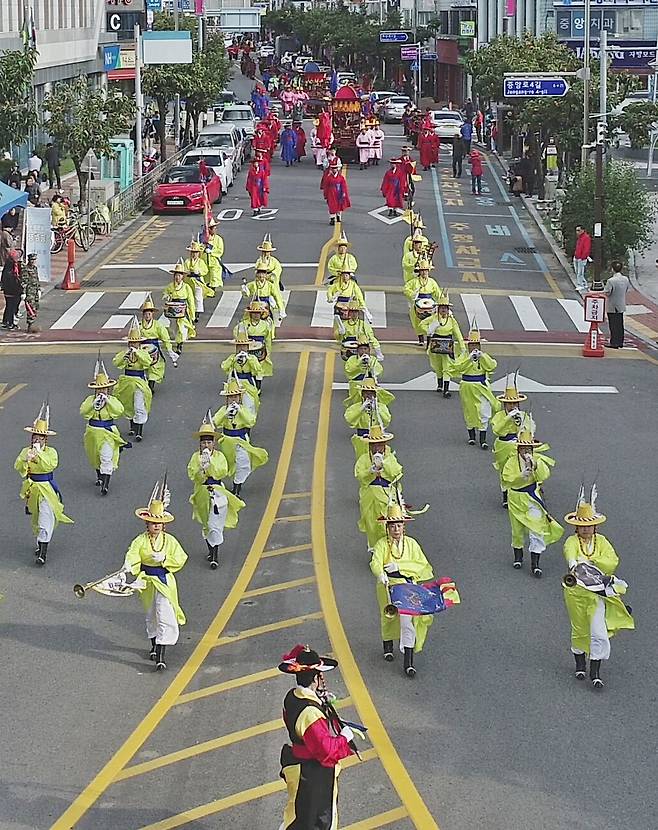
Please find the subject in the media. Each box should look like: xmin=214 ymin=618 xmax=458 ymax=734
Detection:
xmin=196 ymin=123 xmax=243 ymax=175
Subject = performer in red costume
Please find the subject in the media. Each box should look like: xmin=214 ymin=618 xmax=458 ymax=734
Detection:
xmin=380 ymin=158 xmax=406 ymax=217
xmin=293 ymin=120 xmax=307 ymax=162
xmin=253 ymin=123 xmax=273 ymax=158
xmin=418 ymin=127 xmax=439 ymax=171
xmin=322 ymin=160 xmax=351 ymax=225
xmin=278 ymin=645 xmax=356 ymax=830
xmin=245 ymin=157 xmax=270 ymax=215
xmin=317 ymin=109 xmax=333 ymax=148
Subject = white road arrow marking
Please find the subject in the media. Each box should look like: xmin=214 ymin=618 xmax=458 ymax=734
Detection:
xmin=333 ymin=371 xmax=618 ymax=394
xmin=500 ymin=251 xmax=525 ymax=265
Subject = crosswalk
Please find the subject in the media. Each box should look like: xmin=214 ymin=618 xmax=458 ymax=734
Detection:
xmin=44 ymin=288 xmax=591 ymax=335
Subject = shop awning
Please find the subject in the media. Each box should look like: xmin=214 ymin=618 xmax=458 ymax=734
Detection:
xmin=0 ymin=180 xmax=28 ymax=218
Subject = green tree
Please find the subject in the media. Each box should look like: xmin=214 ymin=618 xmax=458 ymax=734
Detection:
xmin=42 ymin=77 xmax=135 ymax=203
xmin=561 ymin=159 xmax=657 ymax=265
xmin=0 ymin=46 xmax=38 ymax=154
xmin=611 ymin=101 xmax=658 ymax=149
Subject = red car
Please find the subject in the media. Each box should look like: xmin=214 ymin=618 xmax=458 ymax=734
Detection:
xmin=152 ymin=165 xmax=222 ymax=213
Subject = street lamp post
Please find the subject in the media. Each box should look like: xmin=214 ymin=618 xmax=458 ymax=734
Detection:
xmin=582 ymin=0 xmax=591 ymax=166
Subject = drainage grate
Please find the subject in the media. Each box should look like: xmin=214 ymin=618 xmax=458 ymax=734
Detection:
xmin=514 ymin=246 xmax=537 ymax=254
xmin=84 ymin=280 xmax=104 ymax=287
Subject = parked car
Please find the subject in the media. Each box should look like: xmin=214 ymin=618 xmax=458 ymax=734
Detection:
xmin=181 ymin=148 xmax=234 ymax=193
xmin=221 ymin=103 xmax=257 ymax=139
xmin=258 ymin=42 xmax=275 ymax=58
xmin=152 ymin=165 xmax=222 ymax=213
xmin=196 ymin=123 xmax=244 ymax=175
xmin=429 ymin=109 xmax=464 ymax=142
xmin=370 ymin=90 xmax=398 ymax=114
xmin=382 ymin=95 xmax=411 ymax=123
xmin=235 ymin=126 xmax=252 ymax=161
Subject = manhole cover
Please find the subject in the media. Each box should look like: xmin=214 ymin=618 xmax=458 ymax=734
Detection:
xmin=84 ymin=279 xmax=104 ymax=287
xmin=514 ymin=246 xmax=537 ymax=254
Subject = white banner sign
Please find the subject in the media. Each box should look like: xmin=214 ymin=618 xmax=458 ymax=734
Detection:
xmin=24 ymin=207 xmax=53 ymax=284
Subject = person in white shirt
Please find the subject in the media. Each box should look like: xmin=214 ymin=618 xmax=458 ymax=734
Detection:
xmin=27 ymin=149 xmax=42 ymax=176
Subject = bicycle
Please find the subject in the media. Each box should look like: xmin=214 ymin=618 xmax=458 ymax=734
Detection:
xmin=50 ymin=212 xmax=96 ymax=254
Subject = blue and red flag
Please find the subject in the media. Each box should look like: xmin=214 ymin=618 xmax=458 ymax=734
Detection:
xmin=389 ymin=578 xmax=461 ymax=616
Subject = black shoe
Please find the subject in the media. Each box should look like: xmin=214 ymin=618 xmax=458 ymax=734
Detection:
xmin=442 ymin=381 xmax=451 ymax=398
xmin=101 ymin=474 xmax=110 ymax=496
xmin=513 ymin=548 xmax=523 ymax=569
xmin=232 ymin=482 xmax=242 ymax=497
xmin=531 ymin=552 xmax=542 ymax=578
xmin=174 ymin=343 xmax=183 ymax=355
xmin=574 ymin=652 xmax=586 ymax=680
xmin=467 ymin=428 xmax=476 ymax=446
xmin=194 ymin=315 xmax=200 ymax=324
xmin=479 ymin=430 xmax=488 ymax=449
xmin=383 ymin=641 xmax=394 ymax=662
xmin=149 ymin=637 xmax=157 ymax=661
xmin=336 ymin=214 xmax=341 ymax=223
xmin=95 ymin=469 xmax=102 ymax=487
xmin=36 ymin=541 xmax=48 ymax=565
xmin=155 ymin=644 xmax=167 ymax=671
xmin=502 ymin=491 xmax=508 ymax=508
xmin=329 ymin=218 xmax=335 ymax=225
xmin=135 ymin=423 xmax=143 ymax=442
xmin=210 ymin=546 xmax=219 ymax=570
xmin=206 ymin=540 xmax=213 ymax=561
xmin=590 ymin=659 xmax=603 ymax=688
xmin=148 ymin=380 xmax=155 ymax=392
xmin=128 ymin=420 xmax=136 ymax=436
xmin=417 ymin=334 xmax=425 ymax=346
xmin=403 ymin=647 xmax=416 ymax=678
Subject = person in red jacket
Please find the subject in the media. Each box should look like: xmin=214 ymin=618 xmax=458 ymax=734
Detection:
xmin=418 ymin=127 xmax=439 ymax=171
xmin=469 ymin=149 xmax=484 ymax=195
xmin=573 ymin=225 xmax=592 ymax=293
xmin=322 ymin=160 xmax=351 ymax=225
xmin=245 ymin=157 xmax=270 ymax=215
xmin=292 ymin=120 xmax=307 ymax=162
xmin=278 ymin=645 xmax=355 ymax=830
xmin=380 ymin=158 xmax=406 ymax=217
xmin=253 ymin=124 xmax=273 ymax=158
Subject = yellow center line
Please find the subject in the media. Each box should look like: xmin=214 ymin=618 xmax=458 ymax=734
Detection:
xmin=50 ymin=352 xmax=310 ymax=830
xmin=242 ymin=575 xmax=316 ymax=599
xmin=262 ymin=543 xmax=313 ymax=558
xmin=214 ymin=611 xmax=324 ymax=647
xmin=273 ymin=513 xmax=312 ymax=523
xmin=343 ymin=806 xmax=409 ymax=830
xmin=135 ymin=749 xmax=378 ymax=830
xmin=312 ymin=351 xmax=440 ymax=830
xmin=175 ymin=667 xmax=282 ymax=705
xmin=281 ymin=491 xmax=312 ymax=499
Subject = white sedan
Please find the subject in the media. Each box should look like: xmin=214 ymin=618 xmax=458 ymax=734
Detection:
xmin=181 ymin=148 xmax=234 ymax=194
xmin=429 ymin=109 xmax=464 ymax=142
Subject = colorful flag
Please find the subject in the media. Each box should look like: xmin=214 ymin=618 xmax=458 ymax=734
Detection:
xmin=389 ymin=578 xmax=461 ymax=616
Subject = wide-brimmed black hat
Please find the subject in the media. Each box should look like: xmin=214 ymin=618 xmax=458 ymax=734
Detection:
xmin=278 ymin=644 xmax=338 ymax=674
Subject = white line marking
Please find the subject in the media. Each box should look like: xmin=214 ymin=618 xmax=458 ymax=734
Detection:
xmin=102 ymin=315 xmax=132 ymax=330
xmin=311 ymin=290 xmax=334 ymax=327
xmin=557 ymin=298 xmax=590 ymax=332
xmin=50 ymin=292 xmax=104 ymax=330
xmin=364 ymin=291 xmax=387 ymax=328
xmin=510 ymin=295 xmax=548 ymax=332
xmin=460 ymin=293 xmax=493 ymax=329
xmin=119 ymin=291 xmax=149 ymax=309
xmin=99 ymin=262 xmax=318 ymax=271
xmin=207 ymin=290 xmax=242 ymax=328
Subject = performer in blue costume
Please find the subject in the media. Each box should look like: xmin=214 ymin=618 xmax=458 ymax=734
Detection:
xmin=280 ymin=124 xmax=297 ymax=167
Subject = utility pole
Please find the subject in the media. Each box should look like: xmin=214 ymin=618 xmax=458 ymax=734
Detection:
xmin=174 ymin=0 xmax=181 ymax=149
xmin=593 ymin=121 xmax=606 ymax=287
xmin=412 ymin=0 xmax=420 ymax=105
xmin=582 ymin=0 xmax=591 ymax=166
xmin=134 ymin=23 xmax=143 ymax=179
xmin=599 ymin=28 xmax=607 ymax=136
xmin=380 ymin=0 xmax=386 ymax=84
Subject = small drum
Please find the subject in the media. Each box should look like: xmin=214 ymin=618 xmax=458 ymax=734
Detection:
xmin=164 ymin=300 xmax=186 ymax=319
xmin=255 ymin=297 xmax=273 ymax=318
xmin=334 ymin=303 xmax=349 ymax=321
xmin=414 ymin=297 xmax=435 ymax=319
xmin=340 ymin=339 xmax=358 ymax=361
xmin=252 ymin=342 xmax=267 ymax=361
xmin=429 ymin=335 xmax=454 ymax=356
xmin=144 ymin=343 xmax=160 ymax=365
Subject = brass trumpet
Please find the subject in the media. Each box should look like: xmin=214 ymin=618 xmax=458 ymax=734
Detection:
xmin=384 ymin=584 xmax=398 ymax=619
xmin=73 ymin=568 xmax=128 ymax=598
xmin=562 ymin=572 xmax=577 ymax=588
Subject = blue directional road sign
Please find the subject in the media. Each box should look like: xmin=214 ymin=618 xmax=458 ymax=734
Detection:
xmin=380 ymin=31 xmax=410 ymax=43
xmin=504 ymin=77 xmax=570 ymax=98
xmin=410 ymin=61 xmax=419 ymax=72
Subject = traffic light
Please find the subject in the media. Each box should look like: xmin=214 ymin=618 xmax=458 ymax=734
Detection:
xmin=596 ymin=121 xmax=608 ymax=145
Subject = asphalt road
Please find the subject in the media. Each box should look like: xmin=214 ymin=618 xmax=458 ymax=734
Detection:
xmin=0 ymin=68 xmax=656 ymax=830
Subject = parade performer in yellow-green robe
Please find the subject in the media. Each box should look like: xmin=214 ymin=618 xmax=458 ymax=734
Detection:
xmin=112 ymin=316 xmax=154 ymax=442
xmin=182 ymin=239 xmax=213 ymax=319
xmin=122 ymin=479 xmax=188 ymax=671
xmin=233 ymin=302 xmax=274 ymax=377
xmin=562 ymin=490 xmax=634 ymax=688
xmin=336 ymin=299 xmax=381 ymax=355
xmin=80 ymin=359 xmax=127 ymax=495
xmin=242 ymin=268 xmax=284 ymax=323
xmin=344 ymin=377 xmax=392 ymax=459
xmin=163 ymin=262 xmax=196 ymax=354
xmin=327 ymin=233 xmax=358 ymax=281
xmin=15 ymin=403 xmax=73 ymax=565
xmin=420 ymin=293 xmax=465 ymax=397
xmin=214 ymin=379 xmax=269 ymax=497
xmin=451 ymin=325 xmax=499 ymax=448
xmin=221 ymin=335 xmax=263 ymax=412
xmin=501 ymin=415 xmax=564 ymax=577
xmin=401 ymin=234 xmax=426 ymax=283
xmin=403 ymin=258 xmax=442 ymax=343
xmin=344 ymin=339 xmax=383 ymax=397
xmin=491 ymin=379 xmax=526 ymax=508
xmin=369 ymin=504 xmax=434 ymax=677
xmin=139 ymin=293 xmax=177 ymax=389
xmin=355 ymin=425 xmax=403 ymax=552
xmin=187 ymin=412 xmax=245 ymax=569
xmin=203 ymin=218 xmax=225 ymax=289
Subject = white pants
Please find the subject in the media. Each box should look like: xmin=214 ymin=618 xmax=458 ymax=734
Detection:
xmin=398 ymin=614 xmax=416 ymax=653
xmin=234 ymin=444 xmax=252 ymax=484
xmin=194 ymin=283 xmax=204 ymax=314
xmin=36 ymin=497 xmax=55 ymax=543
xmin=133 ymin=389 xmax=148 ymax=425
xmin=480 ymin=398 xmax=493 ymax=431
xmin=145 ymin=591 xmax=179 ymax=645
xmin=527 ymin=503 xmax=547 ymax=554
xmin=573 ymin=257 xmax=588 ymax=291
xmin=243 ymin=391 xmax=257 ymax=417
xmin=572 ymin=597 xmax=610 ymax=660
xmin=99 ymin=440 xmax=114 ymax=475
xmin=205 ymin=491 xmax=228 ymax=546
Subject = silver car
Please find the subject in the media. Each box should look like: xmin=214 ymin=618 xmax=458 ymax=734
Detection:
xmin=383 ymin=96 xmax=411 ymax=123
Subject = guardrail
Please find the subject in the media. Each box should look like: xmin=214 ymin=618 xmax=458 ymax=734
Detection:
xmin=108 ymin=145 xmax=192 ymax=229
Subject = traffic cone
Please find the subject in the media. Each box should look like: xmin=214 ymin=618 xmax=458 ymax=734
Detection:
xmin=59 ymin=238 xmax=80 ymax=290
xmin=582 ymin=322 xmax=605 ymax=357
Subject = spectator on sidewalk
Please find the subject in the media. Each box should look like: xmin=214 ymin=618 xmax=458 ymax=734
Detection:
xmin=452 ymin=137 xmax=464 ymax=178
xmin=2 ymin=207 xmax=20 ymax=235
xmin=573 ymin=225 xmax=592 ymax=293
xmin=1 ymin=250 xmax=22 ymax=330
xmin=21 ymin=253 xmax=41 ymax=333
xmin=50 ymin=194 xmax=68 ymax=228
xmin=27 ymin=148 xmax=43 ymax=178
xmin=0 ymin=226 xmax=14 ymax=265
xmin=24 ymin=174 xmax=40 ymax=206
xmin=6 ymin=162 xmax=22 ymax=188
xmin=460 ymin=119 xmax=473 ymax=153
xmin=604 ymin=261 xmax=630 ymax=349
xmin=45 ymin=142 xmax=61 ymax=189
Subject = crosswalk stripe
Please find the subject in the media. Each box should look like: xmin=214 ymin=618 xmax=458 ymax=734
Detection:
xmin=311 ymin=290 xmax=333 ymax=327
xmin=460 ymin=292 xmax=493 ymax=330
xmin=207 ymin=290 xmax=242 ymax=328
xmin=557 ymin=298 xmax=589 ymax=333
xmin=364 ymin=291 xmax=387 ymax=328
xmin=50 ymin=292 xmax=104 ymax=330
xmin=510 ymin=295 xmax=548 ymax=332
xmin=102 ymin=314 xmax=132 ymax=330
xmin=119 ymin=291 xmax=149 ymax=310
